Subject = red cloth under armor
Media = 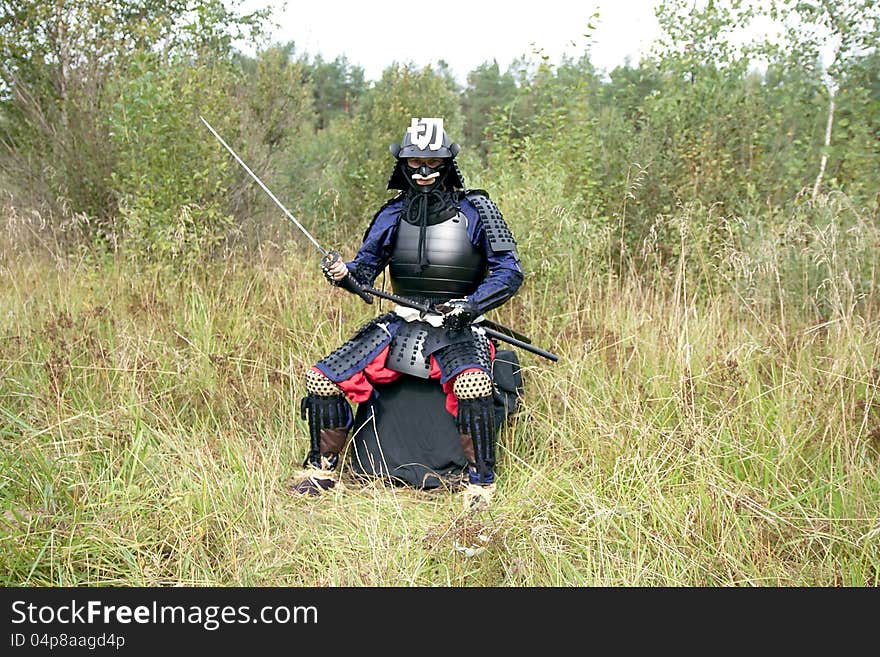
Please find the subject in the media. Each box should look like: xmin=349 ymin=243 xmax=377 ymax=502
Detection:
xmin=312 ymin=341 xmax=496 ymax=417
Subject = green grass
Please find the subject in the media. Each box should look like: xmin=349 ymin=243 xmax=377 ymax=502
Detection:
xmin=2 ymin=228 xmax=880 ymax=586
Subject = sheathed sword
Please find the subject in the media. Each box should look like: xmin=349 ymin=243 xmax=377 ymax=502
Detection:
xmin=200 ymin=115 xmax=558 ymax=362
xmin=360 ymin=285 xmax=559 ymax=362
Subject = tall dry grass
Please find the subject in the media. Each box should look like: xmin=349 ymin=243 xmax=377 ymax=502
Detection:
xmin=2 ymin=193 xmax=879 ymax=586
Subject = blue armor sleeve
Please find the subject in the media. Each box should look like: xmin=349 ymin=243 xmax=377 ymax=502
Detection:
xmin=461 ymin=200 xmax=524 ymax=315
xmin=345 ymin=200 xmax=401 ymax=285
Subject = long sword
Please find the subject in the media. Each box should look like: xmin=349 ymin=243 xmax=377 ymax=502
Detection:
xmin=200 ymin=115 xmax=374 ymax=304
xmin=200 ymin=116 xmax=325 ymax=254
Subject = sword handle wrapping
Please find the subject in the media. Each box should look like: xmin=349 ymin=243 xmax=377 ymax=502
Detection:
xmin=322 ymin=250 xmax=373 ymax=304
xmin=340 ymin=273 xmax=374 ymax=304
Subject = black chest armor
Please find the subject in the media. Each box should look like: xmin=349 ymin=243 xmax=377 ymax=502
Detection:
xmin=389 ymin=210 xmax=485 ymax=302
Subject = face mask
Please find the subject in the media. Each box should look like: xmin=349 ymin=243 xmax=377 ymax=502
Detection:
xmin=404 ymin=158 xmax=449 ymax=192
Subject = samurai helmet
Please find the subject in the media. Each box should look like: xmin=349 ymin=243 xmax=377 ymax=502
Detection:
xmin=387 ymin=117 xmax=465 ymax=191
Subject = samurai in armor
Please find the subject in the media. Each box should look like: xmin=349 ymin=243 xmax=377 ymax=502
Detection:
xmin=291 ymin=118 xmax=523 ymax=500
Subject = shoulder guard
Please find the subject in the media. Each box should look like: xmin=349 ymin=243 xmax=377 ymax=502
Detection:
xmin=464 ymin=190 xmax=517 ymax=253
xmin=362 ymin=192 xmax=404 ymax=241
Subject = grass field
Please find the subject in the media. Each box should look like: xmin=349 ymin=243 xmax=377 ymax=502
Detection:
xmin=2 ymin=203 xmax=880 ymax=586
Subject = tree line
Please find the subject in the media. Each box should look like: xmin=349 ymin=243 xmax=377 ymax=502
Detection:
xmin=1 ymin=0 xmax=877 ymax=275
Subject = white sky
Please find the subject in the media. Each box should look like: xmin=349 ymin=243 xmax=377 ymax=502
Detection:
xmin=237 ymin=0 xmax=664 ymax=82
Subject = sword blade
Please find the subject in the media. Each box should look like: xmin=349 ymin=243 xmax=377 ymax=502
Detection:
xmin=200 ymin=115 xmax=327 ymax=256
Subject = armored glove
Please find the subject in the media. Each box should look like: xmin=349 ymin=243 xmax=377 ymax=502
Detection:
xmin=437 ymin=299 xmax=478 ymax=332
xmin=321 ymin=250 xmax=345 ymax=286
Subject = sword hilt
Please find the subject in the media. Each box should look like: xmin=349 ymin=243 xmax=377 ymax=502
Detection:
xmin=321 ymin=251 xmax=373 ymax=305
xmin=342 ymin=274 xmax=374 ymax=304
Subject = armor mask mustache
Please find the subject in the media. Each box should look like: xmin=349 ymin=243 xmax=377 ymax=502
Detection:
xmin=406 ymin=161 xmax=448 ymax=192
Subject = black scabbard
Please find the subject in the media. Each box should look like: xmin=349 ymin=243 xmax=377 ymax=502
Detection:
xmin=357 ymin=285 xmax=559 ymax=363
